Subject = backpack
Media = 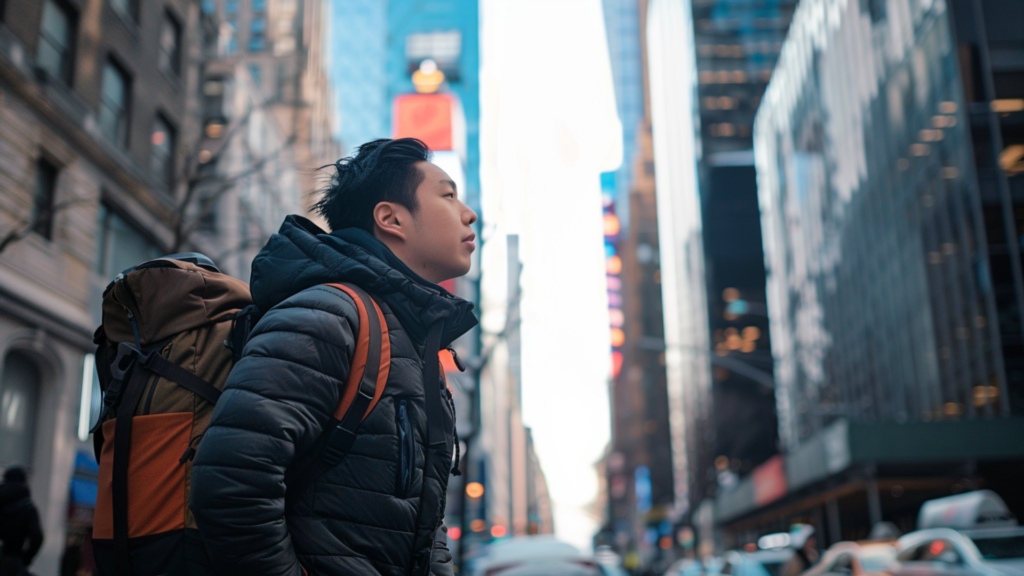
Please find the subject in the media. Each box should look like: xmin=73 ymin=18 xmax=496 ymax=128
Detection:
xmin=90 ymin=253 xmax=390 ymax=576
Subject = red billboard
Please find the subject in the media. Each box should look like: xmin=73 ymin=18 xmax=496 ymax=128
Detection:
xmin=393 ymin=93 xmax=454 ymax=151
xmin=753 ymin=455 xmax=787 ymax=506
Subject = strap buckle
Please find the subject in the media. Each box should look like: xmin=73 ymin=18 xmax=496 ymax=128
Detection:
xmin=322 ymin=424 xmax=358 ymax=463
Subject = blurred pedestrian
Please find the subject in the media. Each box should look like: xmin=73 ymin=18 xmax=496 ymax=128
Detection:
xmin=190 ymin=138 xmax=478 ymax=576
xmin=0 ymin=467 xmax=44 ymax=576
xmin=781 ymin=525 xmax=818 ymax=576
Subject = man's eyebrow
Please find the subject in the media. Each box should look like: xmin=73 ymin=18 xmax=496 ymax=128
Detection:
xmin=441 ymin=179 xmax=458 ymax=193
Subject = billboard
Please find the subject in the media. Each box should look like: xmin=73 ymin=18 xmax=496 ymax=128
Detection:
xmin=393 ymin=93 xmax=456 ymax=151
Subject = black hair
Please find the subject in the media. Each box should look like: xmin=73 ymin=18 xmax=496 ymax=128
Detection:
xmin=314 ymin=138 xmax=431 ymax=232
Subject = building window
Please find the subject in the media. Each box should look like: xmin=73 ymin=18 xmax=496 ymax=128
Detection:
xmin=99 ymin=60 xmax=130 ymax=147
xmin=224 ymin=19 xmax=236 ymax=54
xmin=202 ymin=76 xmax=225 ymax=121
xmin=158 ymin=12 xmax=181 ymax=76
xmin=200 ymin=0 xmax=214 ymax=14
xmin=32 ymin=157 xmax=58 ymax=239
xmin=94 ymin=203 xmax=161 ymax=280
xmin=37 ymin=0 xmax=75 ymax=85
xmin=225 ymin=0 xmax=238 ymax=14
xmin=275 ymin=62 xmax=287 ymax=101
xmin=150 ymin=115 xmax=176 ymax=187
xmin=109 ymin=0 xmax=138 ymax=21
xmin=252 ymin=0 xmax=265 ymax=12
xmin=249 ymin=17 xmax=265 ymax=51
xmin=0 ymin=352 xmax=41 ymax=469
xmin=248 ymin=63 xmax=262 ymax=90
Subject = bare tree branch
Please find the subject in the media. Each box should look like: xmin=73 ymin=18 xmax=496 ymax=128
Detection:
xmin=0 ymin=196 xmax=95 ymax=255
xmin=171 ymin=133 xmax=297 ymax=252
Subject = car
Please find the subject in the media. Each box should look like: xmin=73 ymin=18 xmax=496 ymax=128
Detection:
xmin=473 ymin=536 xmax=627 ymax=576
xmin=889 ymin=491 xmax=1024 ymax=576
xmin=722 ymin=548 xmax=795 ymax=576
xmin=488 ymin=559 xmax=609 ymax=575
xmin=799 ymin=541 xmax=898 ymax=576
xmin=890 ymin=526 xmax=1024 ymax=576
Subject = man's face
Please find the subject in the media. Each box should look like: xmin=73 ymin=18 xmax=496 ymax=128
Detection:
xmin=398 ymin=161 xmax=477 ymax=283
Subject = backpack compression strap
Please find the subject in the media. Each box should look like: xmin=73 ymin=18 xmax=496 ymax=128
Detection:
xmin=104 ymin=341 xmax=222 ymax=575
xmin=286 ymin=283 xmax=391 ymax=494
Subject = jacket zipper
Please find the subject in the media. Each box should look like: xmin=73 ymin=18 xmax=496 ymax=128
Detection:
xmin=397 ymin=399 xmax=413 ymax=496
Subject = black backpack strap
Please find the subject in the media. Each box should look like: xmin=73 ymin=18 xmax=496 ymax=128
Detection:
xmin=227 ymin=305 xmax=262 ymax=362
xmin=287 ymin=283 xmax=385 ymax=495
xmin=111 ymin=355 xmax=151 ymax=576
xmin=143 ymin=354 xmax=221 ymax=405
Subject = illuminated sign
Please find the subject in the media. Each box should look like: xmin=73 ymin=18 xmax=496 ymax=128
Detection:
xmin=602 ymin=172 xmax=623 ymax=378
xmin=393 ymin=93 xmax=455 ymax=151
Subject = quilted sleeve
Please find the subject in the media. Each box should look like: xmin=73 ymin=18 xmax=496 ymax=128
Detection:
xmin=190 ymin=286 xmax=358 ymax=576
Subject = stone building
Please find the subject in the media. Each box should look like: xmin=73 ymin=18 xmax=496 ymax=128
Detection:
xmin=0 ymin=0 xmax=206 ymax=572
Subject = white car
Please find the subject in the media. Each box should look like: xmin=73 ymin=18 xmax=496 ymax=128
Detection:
xmin=891 ymin=526 xmax=1024 ymax=576
xmin=890 ymin=491 xmax=1024 ymax=576
xmin=474 ymin=536 xmax=622 ymax=576
xmin=799 ymin=541 xmax=898 ymax=576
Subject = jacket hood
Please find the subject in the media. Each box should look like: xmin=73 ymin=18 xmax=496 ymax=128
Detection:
xmin=250 ymin=215 xmax=478 ymax=347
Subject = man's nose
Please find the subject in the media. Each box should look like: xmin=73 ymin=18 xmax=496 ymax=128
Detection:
xmin=463 ymin=205 xmax=478 ymax=225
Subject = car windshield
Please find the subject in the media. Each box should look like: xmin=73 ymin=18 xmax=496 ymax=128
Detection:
xmin=969 ymin=535 xmax=1024 ymax=560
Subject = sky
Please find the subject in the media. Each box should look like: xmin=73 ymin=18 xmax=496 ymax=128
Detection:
xmin=479 ymin=0 xmax=622 ymax=552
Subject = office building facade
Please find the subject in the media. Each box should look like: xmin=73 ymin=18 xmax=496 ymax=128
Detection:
xmin=715 ymin=0 xmax=1024 ymax=546
xmin=693 ymin=0 xmax=795 ymax=500
xmin=600 ymin=0 xmax=677 ymax=566
xmin=646 ymin=0 xmax=710 ymax=526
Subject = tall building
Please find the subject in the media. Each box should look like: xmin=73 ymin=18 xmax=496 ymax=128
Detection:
xmin=715 ymin=0 xmax=1024 ymax=547
xmin=600 ymin=0 xmax=676 ymax=567
xmin=200 ymin=0 xmax=338 ymax=216
xmin=386 ymin=0 xmax=480 ymax=208
xmin=646 ymin=0 xmax=711 ymax=531
xmin=329 ymin=0 xmax=388 ymax=150
xmin=693 ymin=0 xmax=795 ymax=502
xmin=189 ymin=61 xmax=301 ymax=279
xmin=646 ymin=0 xmax=797 ymax=531
xmin=0 ymin=0 xmax=205 ymax=572
xmin=602 ymin=0 xmax=645 ymax=224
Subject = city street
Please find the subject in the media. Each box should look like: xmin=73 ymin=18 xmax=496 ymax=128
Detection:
xmin=0 ymin=0 xmax=1022 ymax=575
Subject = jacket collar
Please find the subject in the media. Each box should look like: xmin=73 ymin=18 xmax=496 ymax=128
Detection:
xmin=250 ymin=215 xmax=477 ymax=348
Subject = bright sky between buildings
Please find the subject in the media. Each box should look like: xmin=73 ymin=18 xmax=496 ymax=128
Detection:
xmin=480 ymin=0 xmax=622 ymax=552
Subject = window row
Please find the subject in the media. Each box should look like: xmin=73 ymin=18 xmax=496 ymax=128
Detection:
xmin=35 ymin=0 xmax=181 ymax=187
xmin=26 ymin=156 xmax=169 ymax=262
xmin=219 ymin=17 xmax=269 ymax=54
xmin=36 ymin=0 xmax=182 ymax=85
xmin=98 ymin=62 xmax=178 ymax=186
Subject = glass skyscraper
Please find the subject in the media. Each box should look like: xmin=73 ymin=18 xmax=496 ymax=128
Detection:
xmin=754 ymin=0 xmax=1023 ymax=449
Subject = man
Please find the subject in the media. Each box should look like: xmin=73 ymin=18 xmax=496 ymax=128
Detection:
xmin=0 ymin=467 xmax=44 ymax=576
xmin=191 ymin=138 xmax=478 ymax=576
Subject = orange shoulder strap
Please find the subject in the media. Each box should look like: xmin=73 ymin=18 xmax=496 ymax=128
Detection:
xmin=324 ymin=283 xmax=391 ymax=420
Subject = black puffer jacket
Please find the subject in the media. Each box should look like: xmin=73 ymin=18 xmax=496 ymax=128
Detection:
xmin=190 ymin=216 xmax=477 ymax=576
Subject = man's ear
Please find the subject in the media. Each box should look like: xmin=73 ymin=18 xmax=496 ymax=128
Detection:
xmin=373 ymin=201 xmax=407 ymax=242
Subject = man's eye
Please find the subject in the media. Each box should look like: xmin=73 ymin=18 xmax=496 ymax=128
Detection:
xmin=445 ymin=193 xmax=455 ymax=198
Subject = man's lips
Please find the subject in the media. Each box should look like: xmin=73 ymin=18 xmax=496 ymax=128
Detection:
xmin=462 ymin=233 xmax=476 ymax=250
